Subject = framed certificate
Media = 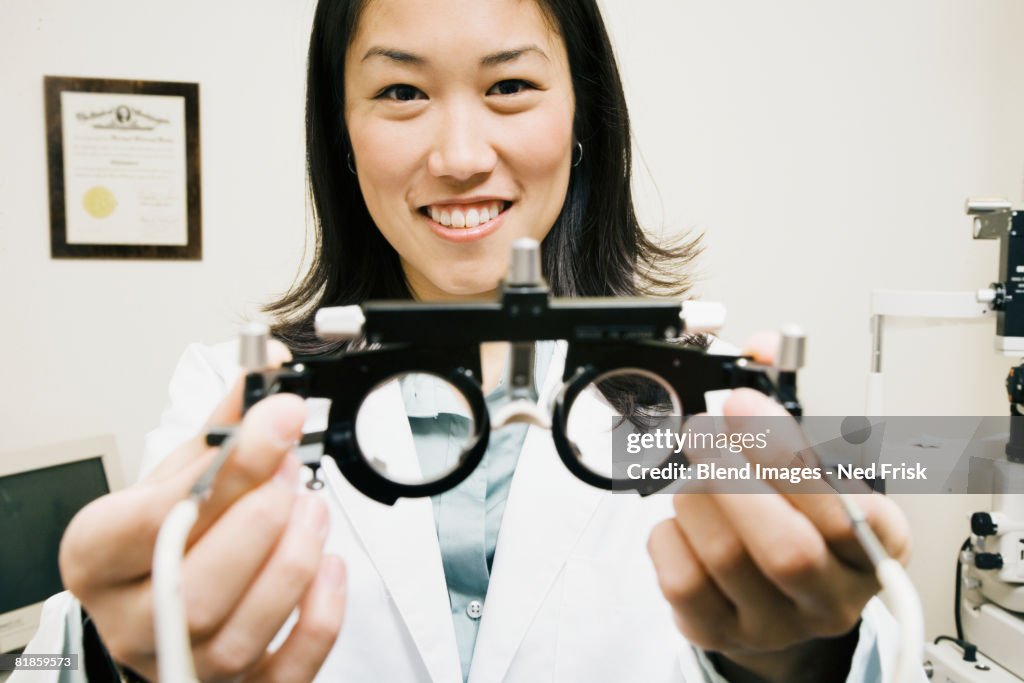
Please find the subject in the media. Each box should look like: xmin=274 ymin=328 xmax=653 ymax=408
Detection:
xmin=44 ymin=76 xmax=201 ymax=259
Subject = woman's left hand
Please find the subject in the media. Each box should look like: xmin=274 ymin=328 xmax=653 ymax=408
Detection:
xmin=646 ymin=332 xmax=911 ymax=683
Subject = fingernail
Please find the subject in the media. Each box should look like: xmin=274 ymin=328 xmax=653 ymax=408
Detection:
xmin=274 ymin=419 xmax=302 ymax=447
xmin=295 ymin=493 xmax=329 ymax=537
xmin=273 ymin=452 xmax=300 ymax=489
xmin=263 ymin=396 xmax=305 ymax=448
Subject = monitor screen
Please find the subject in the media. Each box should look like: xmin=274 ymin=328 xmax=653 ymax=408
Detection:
xmin=0 ymin=457 xmax=111 ymax=614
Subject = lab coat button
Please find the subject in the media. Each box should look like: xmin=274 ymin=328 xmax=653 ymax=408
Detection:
xmin=466 ymin=600 xmax=483 ymax=619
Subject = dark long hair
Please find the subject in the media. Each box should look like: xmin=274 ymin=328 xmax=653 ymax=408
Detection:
xmin=266 ymin=0 xmax=702 ymax=355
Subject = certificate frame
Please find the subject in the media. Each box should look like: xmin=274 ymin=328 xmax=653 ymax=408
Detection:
xmin=44 ymin=76 xmax=202 ymax=259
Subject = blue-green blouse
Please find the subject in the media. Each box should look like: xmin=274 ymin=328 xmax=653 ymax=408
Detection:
xmin=401 ymin=342 xmax=554 ymax=681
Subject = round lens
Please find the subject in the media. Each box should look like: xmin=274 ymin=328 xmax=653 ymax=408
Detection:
xmin=564 ymin=369 xmax=683 ymax=480
xmin=354 ymin=372 xmax=479 ymax=485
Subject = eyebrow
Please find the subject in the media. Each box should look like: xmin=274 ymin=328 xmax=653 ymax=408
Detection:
xmin=482 ymin=45 xmax=549 ymax=67
xmin=361 ymin=44 xmax=549 ymax=67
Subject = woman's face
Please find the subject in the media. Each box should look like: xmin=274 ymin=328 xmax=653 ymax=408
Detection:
xmin=344 ymin=0 xmax=575 ymax=301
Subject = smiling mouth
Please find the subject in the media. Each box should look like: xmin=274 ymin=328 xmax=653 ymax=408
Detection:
xmin=419 ymin=201 xmax=512 ymax=229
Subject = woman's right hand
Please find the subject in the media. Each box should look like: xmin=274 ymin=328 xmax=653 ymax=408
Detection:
xmin=59 ymin=344 xmax=347 ymax=682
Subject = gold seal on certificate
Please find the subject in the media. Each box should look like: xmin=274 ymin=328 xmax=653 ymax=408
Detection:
xmin=82 ymin=186 xmax=117 ymax=219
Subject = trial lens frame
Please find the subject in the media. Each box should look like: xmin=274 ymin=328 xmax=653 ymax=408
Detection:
xmin=236 ymin=240 xmax=804 ymax=505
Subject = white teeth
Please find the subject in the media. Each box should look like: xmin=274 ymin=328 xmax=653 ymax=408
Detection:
xmin=427 ymin=202 xmax=507 ymax=228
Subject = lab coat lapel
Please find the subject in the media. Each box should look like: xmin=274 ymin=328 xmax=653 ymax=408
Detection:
xmin=467 ymin=346 xmax=606 ymax=683
xmin=319 ymin=380 xmax=462 ymax=683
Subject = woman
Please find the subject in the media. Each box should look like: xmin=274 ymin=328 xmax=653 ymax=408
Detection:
xmin=29 ymin=0 xmax=915 ymax=681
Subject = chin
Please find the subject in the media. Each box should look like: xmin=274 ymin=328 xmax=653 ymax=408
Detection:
xmin=431 ymin=269 xmax=503 ymax=300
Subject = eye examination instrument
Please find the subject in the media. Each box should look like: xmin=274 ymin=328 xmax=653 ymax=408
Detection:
xmin=868 ymin=199 xmax=1024 ymax=681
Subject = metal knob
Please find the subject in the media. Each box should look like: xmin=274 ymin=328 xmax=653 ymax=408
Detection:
xmin=776 ymin=325 xmax=806 ymax=372
xmin=239 ymin=321 xmax=270 ymax=370
xmin=507 ymin=238 xmax=543 ymax=286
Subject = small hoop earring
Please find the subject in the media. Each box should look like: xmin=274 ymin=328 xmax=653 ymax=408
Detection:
xmin=346 ymin=152 xmax=357 ymax=175
xmin=571 ymin=141 xmax=583 ymax=168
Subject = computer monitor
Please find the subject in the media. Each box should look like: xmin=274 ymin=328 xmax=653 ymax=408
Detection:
xmin=0 ymin=435 xmax=123 ymax=653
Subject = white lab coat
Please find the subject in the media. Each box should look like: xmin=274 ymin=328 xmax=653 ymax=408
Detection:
xmin=20 ymin=340 xmax=909 ymax=683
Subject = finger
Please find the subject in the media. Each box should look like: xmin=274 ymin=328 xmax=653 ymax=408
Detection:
xmin=676 ymin=412 xmax=874 ymax=605
xmin=66 ymin=339 xmax=295 ymax=581
xmin=203 ymin=339 xmax=295 ymax=428
xmin=72 ymin=471 xmax=308 ymax=669
xmin=720 ymin=389 xmax=839 ymax=500
xmin=60 ymin=452 xmax=218 ymax=587
xmin=63 ymin=374 xmax=251 ymax=583
xmin=740 ymin=331 xmax=781 ymax=365
xmin=647 ymin=518 xmax=737 ymax=652
xmin=721 ymin=389 xmax=908 ymax=568
xmin=672 ymin=493 xmax=806 ymax=650
xmin=189 ymin=392 xmax=307 ymax=539
xmin=679 ymin=400 xmax=891 ymax=634
xmin=61 ymin=393 xmax=305 ymax=587
xmin=838 ymin=492 xmax=912 ymax=566
xmin=74 ymin=578 xmax=158 ymax=677
xmin=182 ymin=460 xmax=301 ymax=639
xmin=248 ymin=555 xmax=347 ymax=683
xmin=194 ymin=493 xmax=330 ymax=681
xmin=146 ymin=339 xmax=294 ymax=485
xmin=679 ymin=412 xmax=882 ymax=631
xmin=697 ymin=489 xmax=879 ymax=632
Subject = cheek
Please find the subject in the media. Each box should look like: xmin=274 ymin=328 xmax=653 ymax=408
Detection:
xmin=349 ymin=120 xmax=423 ymax=213
xmin=507 ymin=104 xmax=574 ymax=173
xmin=500 ymin=104 xmax=574 ymax=213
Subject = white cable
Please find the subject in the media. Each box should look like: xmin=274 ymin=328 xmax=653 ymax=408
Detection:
xmin=833 ymin=488 xmax=925 ymax=683
xmin=153 ymin=430 xmax=240 ymax=682
xmin=153 ymin=498 xmax=201 ymax=683
xmin=876 ymin=558 xmax=925 ymax=683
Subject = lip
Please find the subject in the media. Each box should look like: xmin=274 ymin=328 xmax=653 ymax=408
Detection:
xmin=420 ymin=202 xmax=510 ymax=243
xmin=421 ymin=195 xmax=512 ymax=209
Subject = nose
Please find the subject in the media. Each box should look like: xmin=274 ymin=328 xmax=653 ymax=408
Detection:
xmin=426 ymin=102 xmax=498 ymax=183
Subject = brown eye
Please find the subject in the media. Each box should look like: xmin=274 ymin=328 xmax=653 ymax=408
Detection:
xmin=488 ymin=79 xmax=534 ymax=96
xmin=377 ymin=84 xmax=426 ymax=101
